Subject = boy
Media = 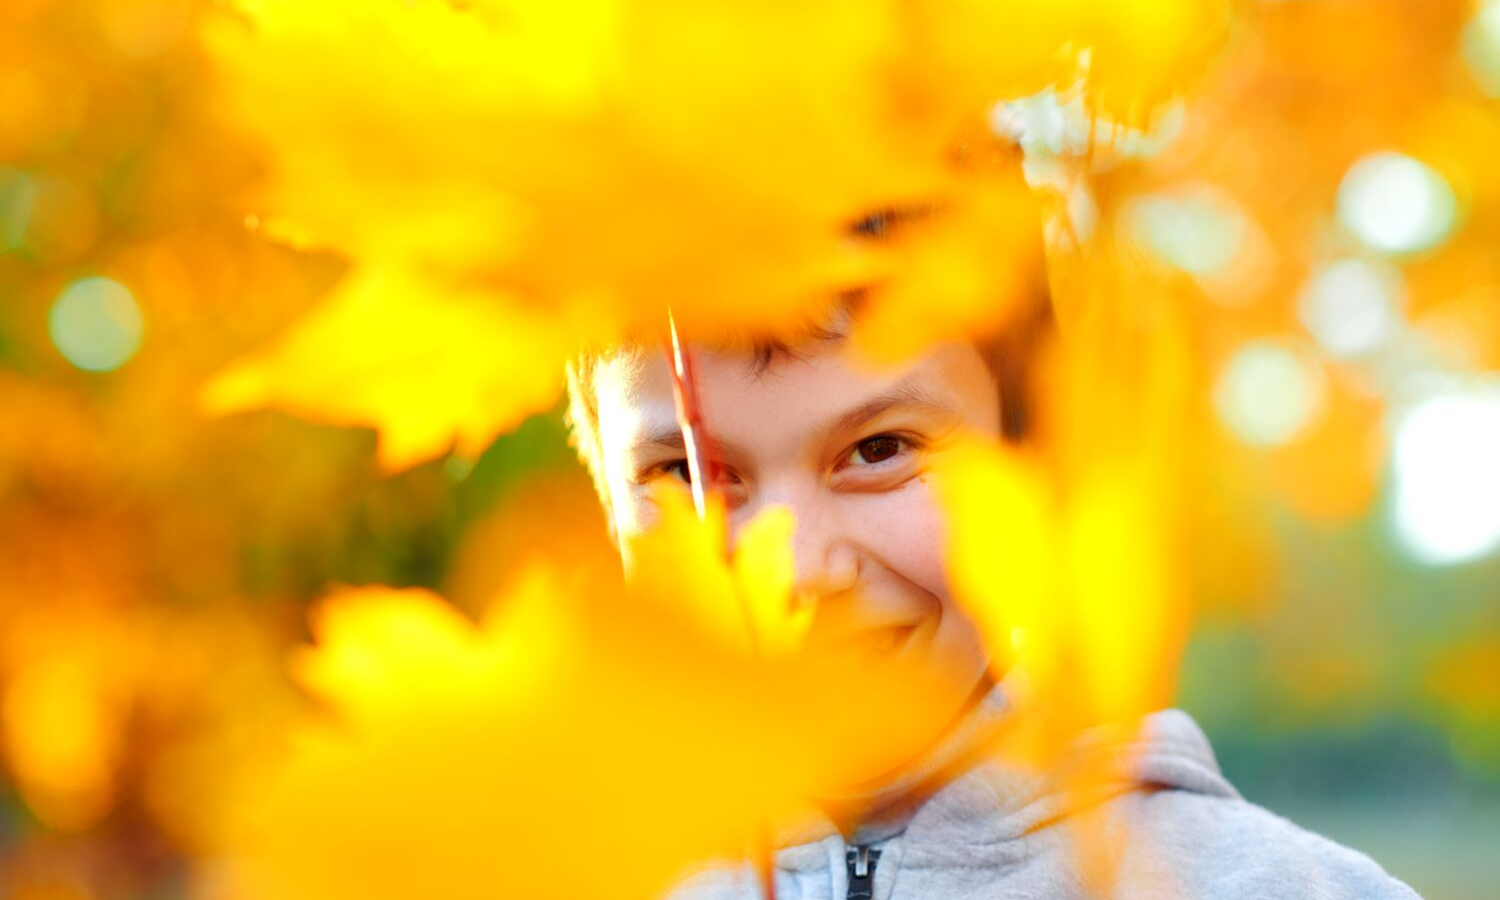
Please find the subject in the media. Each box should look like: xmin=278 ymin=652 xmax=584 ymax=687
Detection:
xmin=561 ymin=282 xmax=1416 ymax=900
xmin=565 ymin=307 xmax=1420 ymax=900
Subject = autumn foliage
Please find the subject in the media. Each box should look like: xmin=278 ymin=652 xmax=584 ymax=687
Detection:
xmin=3 ymin=1 xmax=1500 ymax=899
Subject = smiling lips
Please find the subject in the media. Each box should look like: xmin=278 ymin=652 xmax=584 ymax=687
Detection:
xmin=840 ymin=621 xmax=926 ymax=663
xmin=865 ymin=623 xmax=916 ymax=654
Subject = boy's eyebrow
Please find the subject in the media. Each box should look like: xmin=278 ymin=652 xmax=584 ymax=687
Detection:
xmin=822 ymin=379 xmax=959 ymax=437
xmin=632 ymin=425 xmax=739 ymax=459
xmin=631 ymin=378 xmax=957 ymax=457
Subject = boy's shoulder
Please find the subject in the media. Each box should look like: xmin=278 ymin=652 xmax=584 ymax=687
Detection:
xmin=1106 ymin=777 xmax=1421 ymax=900
xmin=1081 ymin=708 xmax=1420 ymax=898
xmin=1010 ymin=708 xmax=1421 ymax=899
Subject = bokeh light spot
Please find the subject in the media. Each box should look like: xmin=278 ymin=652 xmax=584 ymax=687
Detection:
xmin=1215 ymin=339 xmax=1324 ymax=447
xmin=996 ymin=93 xmax=1184 ymax=161
xmin=48 ymin=277 xmax=145 ymax=372
xmin=1336 ymin=152 xmax=1457 ymax=255
xmin=998 ymin=90 xmax=1092 ymax=158
xmin=1298 ymin=259 xmax=1404 ymax=358
xmin=1127 ymin=188 xmax=1247 ymax=277
xmin=1392 ymin=385 xmax=1500 ymax=565
xmin=1463 ymin=1 xmax=1500 ymax=97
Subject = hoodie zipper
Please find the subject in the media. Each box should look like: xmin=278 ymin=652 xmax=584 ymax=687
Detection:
xmin=844 ymin=845 xmax=881 ymax=900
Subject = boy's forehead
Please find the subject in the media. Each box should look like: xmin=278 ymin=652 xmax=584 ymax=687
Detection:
xmin=592 ymin=339 xmax=997 ymax=461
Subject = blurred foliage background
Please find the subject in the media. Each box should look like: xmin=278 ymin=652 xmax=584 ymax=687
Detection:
xmin=2 ymin=0 xmax=1499 ymax=898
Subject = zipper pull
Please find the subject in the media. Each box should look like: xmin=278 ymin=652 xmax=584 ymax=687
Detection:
xmin=844 ymin=845 xmax=881 ymax=900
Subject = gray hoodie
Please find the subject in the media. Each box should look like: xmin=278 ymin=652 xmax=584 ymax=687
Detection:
xmin=667 ymin=690 xmax=1422 ymax=900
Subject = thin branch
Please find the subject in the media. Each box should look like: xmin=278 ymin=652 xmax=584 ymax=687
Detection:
xmin=661 ymin=312 xmax=777 ymax=900
xmin=665 ymin=311 xmax=718 ymax=519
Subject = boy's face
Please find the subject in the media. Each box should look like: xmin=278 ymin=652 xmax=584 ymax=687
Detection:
xmin=591 ymin=337 xmax=1000 ymax=725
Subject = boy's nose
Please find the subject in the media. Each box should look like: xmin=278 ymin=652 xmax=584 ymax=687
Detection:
xmin=729 ymin=489 xmax=858 ymax=600
xmin=789 ymin=513 xmax=860 ymax=602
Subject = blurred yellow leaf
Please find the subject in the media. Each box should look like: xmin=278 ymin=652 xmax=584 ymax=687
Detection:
xmin=219 ymin=493 xmax=961 ymax=900
xmin=931 ymin=252 xmax=1193 ymax=750
xmin=202 ymin=268 xmax=576 ymax=470
xmin=851 ymin=150 xmax=1049 ymax=364
xmin=201 ymin=0 xmax=1227 ymax=467
xmin=928 ymin=435 xmax=1057 ymax=687
xmin=1084 ymin=0 xmax=1230 ymax=126
xmin=730 ymin=504 xmax=814 ymax=656
xmin=1 ymin=655 xmax=121 ymax=832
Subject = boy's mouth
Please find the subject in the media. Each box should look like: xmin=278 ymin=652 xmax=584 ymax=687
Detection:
xmin=804 ymin=598 xmax=937 ymax=661
xmin=851 ymin=621 xmax=922 ymax=662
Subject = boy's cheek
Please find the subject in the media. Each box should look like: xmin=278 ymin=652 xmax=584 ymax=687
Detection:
xmin=844 ymin=480 xmax=952 ymax=602
xmin=615 ymin=486 xmax=658 ymax=536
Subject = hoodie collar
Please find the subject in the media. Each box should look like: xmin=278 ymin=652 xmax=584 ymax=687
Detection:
xmin=835 ymin=674 xmax=1015 ymax=845
xmin=773 ymin=691 xmax=1239 ymax=860
xmin=899 ymin=706 xmax=1241 ymax=846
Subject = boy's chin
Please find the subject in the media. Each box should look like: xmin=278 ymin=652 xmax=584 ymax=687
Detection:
xmin=796 ymin=642 xmax=993 ymax=792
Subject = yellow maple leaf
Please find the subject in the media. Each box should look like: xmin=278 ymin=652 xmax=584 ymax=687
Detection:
xmin=201 ymin=266 xmax=578 ymax=470
xmin=217 ymin=487 xmax=961 ymax=900
xmin=199 ymin=0 xmax=1228 ymax=469
xmin=930 ymin=252 xmax=1194 ymax=749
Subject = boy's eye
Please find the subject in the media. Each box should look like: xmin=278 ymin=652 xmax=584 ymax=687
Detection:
xmin=848 ymin=435 xmax=906 ymax=466
xmin=652 ymin=459 xmax=740 ymax=488
xmin=658 ymin=459 xmax=693 ymax=484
